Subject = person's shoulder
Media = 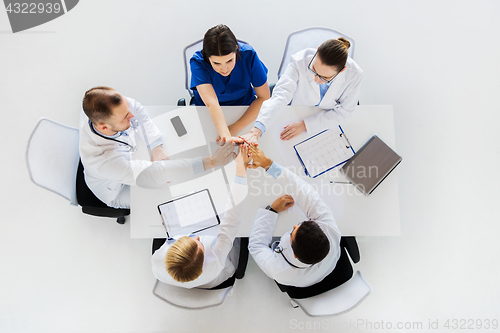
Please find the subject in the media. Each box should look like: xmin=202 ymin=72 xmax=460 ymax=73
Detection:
xmin=292 ymin=48 xmax=315 ymax=61
xmin=190 ymin=50 xmax=206 ymax=65
xmin=345 ymin=57 xmax=363 ymax=75
xmin=238 ymin=42 xmax=258 ymax=59
xmin=238 ymin=42 xmax=255 ymax=52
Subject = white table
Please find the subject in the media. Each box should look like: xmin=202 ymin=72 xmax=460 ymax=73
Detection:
xmin=130 ymin=105 xmax=401 ymax=238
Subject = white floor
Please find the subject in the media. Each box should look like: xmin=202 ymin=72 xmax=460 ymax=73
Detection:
xmin=1 ymin=1 xmax=500 ymax=332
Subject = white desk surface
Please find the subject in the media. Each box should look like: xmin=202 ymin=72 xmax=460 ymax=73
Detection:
xmin=130 ymin=105 xmax=401 ymax=238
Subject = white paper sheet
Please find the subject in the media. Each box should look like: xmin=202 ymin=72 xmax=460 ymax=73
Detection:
xmin=169 ymin=169 xmax=229 ymax=216
xmin=152 ymin=107 xmax=206 ymax=156
xmin=294 ymin=128 xmax=354 ymax=178
xmin=159 ymin=190 xmax=218 ymax=230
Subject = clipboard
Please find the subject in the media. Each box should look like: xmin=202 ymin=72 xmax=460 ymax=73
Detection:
xmin=293 ymin=126 xmax=355 ymax=178
xmin=157 ymin=189 xmax=220 ymax=237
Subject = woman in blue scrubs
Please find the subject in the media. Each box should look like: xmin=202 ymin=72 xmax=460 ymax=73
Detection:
xmin=190 ymin=24 xmax=270 ymax=142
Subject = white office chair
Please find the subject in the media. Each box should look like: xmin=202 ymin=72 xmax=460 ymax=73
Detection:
xmin=289 ymin=271 xmax=371 ymax=317
xmin=277 ymin=27 xmax=355 ymax=79
xmin=26 ymin=117 xmax=130 ymax=223
xmin=178 ymin=39 xmax=248 ymax=105
xmin=152 ymin=280 xmax=233 ymax=310
xmin=26 ymin=117 xmax=80 ymax=205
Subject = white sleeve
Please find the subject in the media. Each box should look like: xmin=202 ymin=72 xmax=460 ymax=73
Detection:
xmin=249 ymin=208 xmax=289 ymax=279
xmin=275 ymin=166 xmax=337 ymax=227
xmin=211 ymin=180 xmax=248 ymax=265
xmin=135 ymin=157 xmax=203 ymax=188
xmin=303 ymin=72 xmax=363 ymax=135
xmin=92 ymin=151 xmax=152 ymax=186
xmin=256 ymin=60 xmax=300 ymax=131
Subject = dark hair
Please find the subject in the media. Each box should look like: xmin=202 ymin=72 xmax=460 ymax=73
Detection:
xmin=82 ymin=86 xmax=123 ymax=124
xmin=316 ymin=37 xmax=350 ymax=70
xmin=202 ymin=24 xmax=240 ymax=63
xmin=291 ymin=221 xmax=330 ymax=265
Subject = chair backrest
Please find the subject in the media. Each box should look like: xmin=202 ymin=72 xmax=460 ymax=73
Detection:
xmin=183 ymin=39 xmax=204 ymax=98
xmin=291 ymin=271 xmax=371 ymax=317
xmin=278 ymin=27 xmax=355 ymax=79
xmin=153 ymin=280 xmax=233 ymax=309
xmin=183 ymin=39 xmax=248 ymax=98
xmin=26 ymin=118 xmax=80 ymax=205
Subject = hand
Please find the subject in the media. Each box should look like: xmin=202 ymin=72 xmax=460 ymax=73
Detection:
xmin=271 ymin=194 xmax=295 ymax=212
xmin=280 ymin=121 xmax=306 ymax=140
xmin=150 ymin=145 xmax=169 ymax=162
xmin=216 ymin=135 xmax=245 ymax=145
xmin=247 ymin=145 xmax=273 ymax=170
xmin=212 ymin=139 xmax=236 ymax=167
xmin=234 ymin=145 xmax=252 ymax=177
xmin=239 ymin=127 xmax=262 ymax=146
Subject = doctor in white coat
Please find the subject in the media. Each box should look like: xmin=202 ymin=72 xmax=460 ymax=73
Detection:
xmin=151 ymin=146 xmax=251 ymax=289
xmin=242 ymin=38 xmax=363 ymax=143
xmin=80 ymin=86 xmax=235 ymax=209
xmin=247 ymin=146 xmax=342 ymax=287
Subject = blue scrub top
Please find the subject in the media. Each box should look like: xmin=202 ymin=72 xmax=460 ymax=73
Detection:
xmin=190 ymin=42 xmax=268 ymax=106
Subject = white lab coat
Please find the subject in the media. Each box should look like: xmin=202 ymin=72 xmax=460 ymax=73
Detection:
xmin=256 ymin=48 xmax=363 ymax=135
xmin=248 ymin=163 xmax=341 ymax=288
xmin=151 ymin=179 xmax=247 ymax=289
xmin=79 ymin=97 xmax=202 ymax=209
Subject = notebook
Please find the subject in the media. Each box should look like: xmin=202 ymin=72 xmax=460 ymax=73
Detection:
xmin=340 ymin=135 xmax=402 ymax=196
xmin=293 ymin=126 xmax=355 ymax=178
xmin=157 ymin=189 xmax=220 ymax=237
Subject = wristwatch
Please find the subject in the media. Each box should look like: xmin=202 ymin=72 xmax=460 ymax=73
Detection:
xmin=265 ymin=205 xmax=278 ymax=214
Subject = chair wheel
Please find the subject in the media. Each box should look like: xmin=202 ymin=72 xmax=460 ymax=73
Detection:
xmin=116 ymin=216 xmax=126 ymax=224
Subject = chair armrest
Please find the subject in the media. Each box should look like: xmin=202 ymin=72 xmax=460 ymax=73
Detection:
xmin=341 ymin=236 xmax=360 ymax=263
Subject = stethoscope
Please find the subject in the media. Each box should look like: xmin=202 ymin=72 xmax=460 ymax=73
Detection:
xmin=272 ymin=241 xmax=313 ymax=270
xmin=89 ymin=119 xmax=139 ymax=152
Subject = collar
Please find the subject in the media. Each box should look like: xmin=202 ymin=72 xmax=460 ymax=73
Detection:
xmin=279 ymin=232 xmax=311 ymax=269
xmin=89 ymin=120 xmax=127 ymax=139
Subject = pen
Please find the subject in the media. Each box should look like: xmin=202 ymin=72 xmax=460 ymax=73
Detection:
xmin=330 ymin=181 xmax=352 ymax=184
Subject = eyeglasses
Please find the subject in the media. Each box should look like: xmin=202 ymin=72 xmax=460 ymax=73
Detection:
xmin=308 ymin=53 xmax=344 ymax=84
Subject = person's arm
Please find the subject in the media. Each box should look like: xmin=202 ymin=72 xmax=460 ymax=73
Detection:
xmin=196 ymin=83 xmax=233 ymax=141
xmin=303 ymin=71 xmax=363 ymax=135
xmin=136 ymin=141 xmax=236 ymax=188
xmin=248 ymin=146 xmax=335 ymax=224
xmin=127 ymin=98 xmax=167 ymax=160
xmin=254 ymin=60 xmax=300 ymax=133
xmin=239 ymin=61 xmax=300 ymax=145
xmin=227 ymin=81 xmax=270 ymax=136
xmin=211 ymin=146 xmax=251 ymax=264
xmin=248 ymin=207 xmax=285 ymax=279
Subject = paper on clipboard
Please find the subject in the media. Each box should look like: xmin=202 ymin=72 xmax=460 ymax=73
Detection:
xmin=169 ymin=169 xmax=229 ymax=216
xmin=294 ymin=128 xmax=354 ymax=178
xmin=158 ymin=189 xmax=219 ymax=237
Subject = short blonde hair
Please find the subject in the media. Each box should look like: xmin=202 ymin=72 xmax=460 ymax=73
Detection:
xmin=165 ymin=236 xmax=204 ymax=282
